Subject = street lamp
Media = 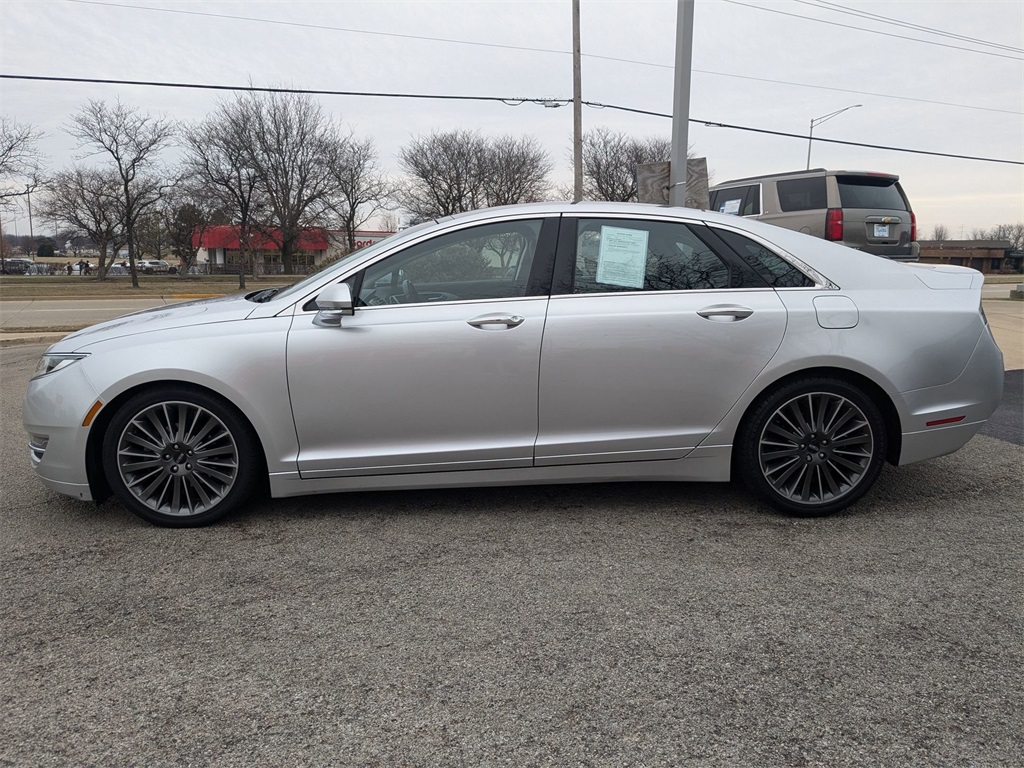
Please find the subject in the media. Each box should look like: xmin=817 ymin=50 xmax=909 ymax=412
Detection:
xmin=806 ymin=104 xmax=862 ymax=169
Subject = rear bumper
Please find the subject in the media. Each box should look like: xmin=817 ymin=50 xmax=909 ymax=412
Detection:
xmin=896 ymin=327 xmax=1004 ymax=465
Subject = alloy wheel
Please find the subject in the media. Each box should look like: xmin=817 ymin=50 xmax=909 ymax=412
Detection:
xmin=757 ymin=391 xmax=874 ymax=506
xmin=115 ymin=401 xmax=239 ymax=517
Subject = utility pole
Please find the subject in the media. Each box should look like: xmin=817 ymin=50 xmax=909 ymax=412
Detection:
xmin=669 ymin=0 xmax=694 ymax=208
xmin=572 ymin=0 xmax=583 ymax=202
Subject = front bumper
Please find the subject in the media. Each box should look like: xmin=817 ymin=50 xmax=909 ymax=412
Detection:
xmin=22 ymin=362 xmax=101 ymax=502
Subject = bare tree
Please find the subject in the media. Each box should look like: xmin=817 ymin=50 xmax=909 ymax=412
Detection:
xmin=240 ymin=90 xmax=338 ymax=274
xmin=580 ymin=127 xmax=674 ymax=202
xmin=0 ymin=117 xmax=44 ymax=208
xmin=66 ymin=99 xmax=174 ymax=287
xmin=930 ymin=224 xmax=950 ymax=241
xmin=161 ymin=181 xmax=230 ymax=277
xmin=481 ymin=135 xmax=552 ymax=207
xmin=181 ymin=102 xmax=267 ymax=289
xmin=399 ymin=130 xmax=551 ymax=220
xmin=326 ymin=134 xmax=394 ymax=252
xmin=40 ymin=167 xmax=125 ymax=277
xmin=988 ymin=223 xmax=1024 ymax=251
xmin=399 ymin=130 xmax=488 ymax=220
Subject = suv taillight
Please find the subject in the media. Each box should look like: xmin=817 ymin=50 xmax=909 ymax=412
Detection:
xmin=910 ymin=211 xmax=917 ymax=242
xmin=825 ymin=208 xmax=843 ymax=241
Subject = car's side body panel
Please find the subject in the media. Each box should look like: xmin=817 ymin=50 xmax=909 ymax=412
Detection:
xmin=286 ymin=297 xmax=550 ymax=478
xmin=535 ymin=289 xmax=787 ymax=464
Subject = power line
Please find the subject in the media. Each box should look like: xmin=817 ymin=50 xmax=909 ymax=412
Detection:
xmin=693 ymin=69 xmax=1021 ymax=117
xmin=3 ymin=74 xmax=1020 ymax=166
xmin=799 ymin=0 xmax=1024 ymax=54
xmin=63 ymin=0 xmax=1023 ymax=117
xmin=722 ymin=0 xmax=1024 ymax=61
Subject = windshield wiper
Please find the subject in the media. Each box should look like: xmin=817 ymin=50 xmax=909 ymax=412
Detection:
xmin=247 ymin=287 xmax=281 ymax=303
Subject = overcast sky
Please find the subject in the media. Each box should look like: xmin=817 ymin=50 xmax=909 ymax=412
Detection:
xmin=1 ymin=0 xmax=1021 ymax=239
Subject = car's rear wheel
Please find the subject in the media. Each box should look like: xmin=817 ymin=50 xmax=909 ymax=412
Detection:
xmin=737 ymin=378 xmax=887 ymax=516
xmin=102 ymin=387 xmax=260 ymax=527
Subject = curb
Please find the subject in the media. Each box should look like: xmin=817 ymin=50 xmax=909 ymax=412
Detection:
xmin=0 ymin=333 xmax=66 ymax=348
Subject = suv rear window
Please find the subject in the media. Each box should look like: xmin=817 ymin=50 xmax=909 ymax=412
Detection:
xmin=837 ymin=176 xmax=908 ymax=210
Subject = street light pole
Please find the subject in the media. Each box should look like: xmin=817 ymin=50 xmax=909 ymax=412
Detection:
xmin=806 ymin=104 xmax=862 ymax=169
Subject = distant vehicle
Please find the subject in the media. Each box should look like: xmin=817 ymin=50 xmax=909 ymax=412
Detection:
xmin=709 ymin=169 xmax=919 ymax=261
xmin=137 ymin=259 xmax=172 ymax=274
xmin=24 ymin=202 xmax=1002 ymax=527
xmin=106 ymin=264 xmax=129 ymax=276
xmin=1 ymin=257 xmax=35 ymax=275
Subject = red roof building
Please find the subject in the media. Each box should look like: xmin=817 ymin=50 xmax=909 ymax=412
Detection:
xmin=192 ymin=226 xmax=330 ymax=251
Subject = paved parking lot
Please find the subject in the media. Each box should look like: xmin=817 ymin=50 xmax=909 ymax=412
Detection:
xmin=1 ymin=343 xmax=1021 ymax=766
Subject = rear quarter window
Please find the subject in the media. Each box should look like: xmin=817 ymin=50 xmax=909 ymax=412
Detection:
xmin=837 ymin=176 xmax=908 ymax=210
xmin=712 ymin=229 xmax=816 ymax=288
xmin=776 ymin=177 xmax=827 ymax=212
xmin=711 ymin=184 xmax=759 ymax=216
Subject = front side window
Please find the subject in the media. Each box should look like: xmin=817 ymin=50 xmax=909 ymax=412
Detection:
xmin=571 ymin=219 xmax=762 ymax=294
xmin=358 ymin=220 xmax=543 ymax=306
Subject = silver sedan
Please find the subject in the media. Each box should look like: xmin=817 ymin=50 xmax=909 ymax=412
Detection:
xmin=23 ymin=202 xmax=1004 ymax=526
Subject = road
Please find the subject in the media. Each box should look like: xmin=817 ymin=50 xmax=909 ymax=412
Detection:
xmin=1 ymin=344 xmax=1021 ymax=767
xmin=0 ymin=298 xmax=171 ymax=330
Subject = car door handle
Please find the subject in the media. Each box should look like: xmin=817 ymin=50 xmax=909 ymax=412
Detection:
xmin=467 ymin=314 xmax=526 ymax=329
xmin=696 ymin=305 xmax=754 ymax=321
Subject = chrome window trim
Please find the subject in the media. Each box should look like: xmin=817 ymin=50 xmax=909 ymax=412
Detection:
xmin=550 ymin=287 xmax=779 ymax=300
xmin=294 ymin=293 xmax=546 ymax=316
xmin=282 ymin=211 xmax=562 ymax=316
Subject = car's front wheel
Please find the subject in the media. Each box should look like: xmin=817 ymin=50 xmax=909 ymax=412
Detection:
xmin=102 ymin=387 xmax=260 ymax=527
xmin=737 ymin=378 xmax=887 ymax=516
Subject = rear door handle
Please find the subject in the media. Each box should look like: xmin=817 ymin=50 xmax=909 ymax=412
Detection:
xmin=467 ymin=314 xmax=526 ymax=329
xmin=696 ymin=305 xmax=754 ymax=321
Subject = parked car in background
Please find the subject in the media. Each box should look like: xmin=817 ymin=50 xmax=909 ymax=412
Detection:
xmin=1 ymin=257 xmax=35 ymax=274
xmin=709 ymin=169 xmax=919 ymax=261
xmin=24 ymin=202 xmax=1001 ymax=527
xmin=137 ymin=259 xmax=174 ymax=274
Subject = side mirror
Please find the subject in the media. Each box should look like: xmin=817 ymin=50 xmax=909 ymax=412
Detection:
xmin=314 ymin=282 xmax=355 ymax=327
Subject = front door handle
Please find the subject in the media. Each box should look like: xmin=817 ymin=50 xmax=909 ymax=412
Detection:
xmin=696 ymin=305 xmax=754 ymax=322
xmin=467 ymin=314 xmax=526 ymax=329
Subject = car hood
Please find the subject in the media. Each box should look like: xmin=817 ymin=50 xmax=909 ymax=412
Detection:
xmin=53 ymin=293 xmax=258 ymax=352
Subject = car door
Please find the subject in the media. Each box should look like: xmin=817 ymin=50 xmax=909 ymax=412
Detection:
xmin=535 ymin=216 xmax=788 ymax=466
xmin=286 ymin=216 xmax=558 ymax=479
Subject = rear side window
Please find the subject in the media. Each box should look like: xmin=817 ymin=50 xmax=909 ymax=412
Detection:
xmin=713 ymin=229 xmax=816 ymax=288
xmin=571 ymin=219 xmax=763 ymax=294
xmin=837 ymin=176 xmax=908 ymax=210
xmin=777 ymin=178 xmax=827 ymax=212
xmin=711 ymin=185 xmax=760 ymax=216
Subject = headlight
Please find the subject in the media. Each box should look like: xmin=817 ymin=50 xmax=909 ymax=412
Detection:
xmin=33 ymin=353 xmax=88 ymax=378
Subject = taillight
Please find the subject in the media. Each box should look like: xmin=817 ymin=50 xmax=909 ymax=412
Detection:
xmin=825 ymin=208 xmax=843 ymax=241
xmin=910 ymin=211 xmax=917 ymax=242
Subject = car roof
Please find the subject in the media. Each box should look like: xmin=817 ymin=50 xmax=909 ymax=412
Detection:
xmin=711 ymin=169 xmax=900 ymax=188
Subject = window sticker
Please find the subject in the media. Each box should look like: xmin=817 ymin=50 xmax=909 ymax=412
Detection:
xmin=595 ymin=226 xmax=648 ymax=289
xmin=720 ymin=198 xmax=741 ymax=215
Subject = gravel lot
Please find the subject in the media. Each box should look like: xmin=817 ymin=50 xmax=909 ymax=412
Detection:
xmin=2 ymin=343 xmax=1021 ymax=767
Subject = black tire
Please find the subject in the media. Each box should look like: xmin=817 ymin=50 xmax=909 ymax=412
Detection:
xmin=102 ymin=387 xmax=261 ymax=527
xmin=736 ymin=377 xmax=887 ymax=517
